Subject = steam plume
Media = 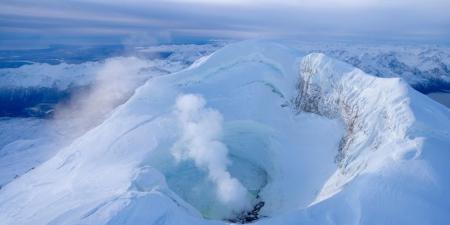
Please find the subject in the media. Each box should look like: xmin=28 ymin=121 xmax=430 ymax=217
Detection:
xmin=171 ymin=94 xmax=250 ymax=212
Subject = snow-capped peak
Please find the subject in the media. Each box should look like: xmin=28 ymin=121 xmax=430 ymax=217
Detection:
xmin=0 ymin=41 xmax=449 ymax=225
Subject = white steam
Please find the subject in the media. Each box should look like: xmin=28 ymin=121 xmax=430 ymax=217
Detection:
xmin=171 ymin=94 xmax=251 ymax=212
xmin=54 ymin=57 xmax=150 ymax=133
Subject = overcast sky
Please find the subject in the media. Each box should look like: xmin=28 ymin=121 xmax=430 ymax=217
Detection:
xmin=1 ymin=0 xmax=449 ymax=49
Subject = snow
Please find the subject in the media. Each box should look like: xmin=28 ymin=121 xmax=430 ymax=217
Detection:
xmin=0 ymin=44 xmax=219 ymax=186
xmin=0 ymin=57 xmax=170 ymax=90
xmin=292 ymin=42 xmax=450 ymax=91
xmin=0 ymin=43 xmax=222 ymax=90
xmin=0 ymin=41 xmax=449 ymax=225
xmin=428 ymin=92 xmax=450 ymax=107
xmin=0 ymin=118 xmax=60 ymax=187
xmin=296 ymin=53 xmax=450 ymax=207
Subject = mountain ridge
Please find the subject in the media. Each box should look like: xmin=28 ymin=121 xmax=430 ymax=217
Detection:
xmin=0 ymin=41 xmax=449 ymax=225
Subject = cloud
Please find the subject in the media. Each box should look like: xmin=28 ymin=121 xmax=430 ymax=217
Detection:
xmin=0 ymin=0 xmax=449 ymax=48
xmin=171 ymin=94 xmax=251 ymax=213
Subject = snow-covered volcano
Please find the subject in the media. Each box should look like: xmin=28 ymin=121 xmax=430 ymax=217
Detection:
xmin=0 ymin=41 xmax=449 ymax=225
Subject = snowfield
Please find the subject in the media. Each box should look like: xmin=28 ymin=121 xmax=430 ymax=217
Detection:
xmin=0 ymin=46 xmax=218 ymax=186
xmin=0 ymin=41 xmax=449 ymax=225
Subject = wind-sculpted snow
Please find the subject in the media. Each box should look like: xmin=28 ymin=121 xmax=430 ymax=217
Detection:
xmin=0 ymin=41 xmax=449 ymax=225
xmin=296 ymin=53 xmax=450 ymax=204
xmin=296 ymin=43 xmax=450 ymax=93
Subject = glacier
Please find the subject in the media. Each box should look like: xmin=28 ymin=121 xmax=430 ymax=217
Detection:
xmin=0 ymin=41 xmax=449 ymax=225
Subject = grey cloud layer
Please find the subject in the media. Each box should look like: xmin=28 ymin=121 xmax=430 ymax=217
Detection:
xmin=0 ymin=0 xmax=449 ymax=48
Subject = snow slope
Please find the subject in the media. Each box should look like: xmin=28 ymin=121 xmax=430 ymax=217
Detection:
xmin=0 ymin=47 xmax=217 ymax=187
xmin=0 ymin=41 xmax=449 ymax=225
xmin=294 ymin=42 xmax=450 ymax=93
